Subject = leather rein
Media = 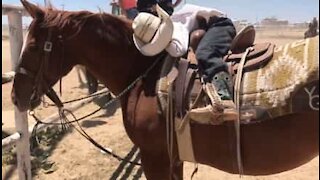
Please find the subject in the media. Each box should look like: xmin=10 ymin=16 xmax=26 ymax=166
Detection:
xmin=16 ymin=28 xmax=164 ymax=166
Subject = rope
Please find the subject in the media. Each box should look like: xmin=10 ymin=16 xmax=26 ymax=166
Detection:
xmin=33 ymin=53 xmax=164 ymax=125
xmin=234 ymin=46 xmax=254 ymax=175
xmin=44 ymin=90 xmax=110 ymax=106
xmin=30 ymin=53 xmax=165 ymax=166
xmin=166 ymin=84 xmax=174 ymax=179
xmin=59 ymin=108 xmax=142 ymax=166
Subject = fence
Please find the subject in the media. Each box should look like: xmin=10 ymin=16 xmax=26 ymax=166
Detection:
xmin=2 ymin=4 xmax=32 ymax=180
xmin=2 ymin=90 xmax=104 ymax=180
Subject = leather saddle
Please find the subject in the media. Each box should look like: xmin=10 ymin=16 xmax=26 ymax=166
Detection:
xmin=159 ymin=26 xmax=318 ymax=125
xmin=171 ymin=25 xmax=277 ymax=124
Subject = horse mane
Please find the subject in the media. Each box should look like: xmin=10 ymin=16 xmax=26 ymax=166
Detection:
xmin=39 ymin=8 xmax=133 ymax=45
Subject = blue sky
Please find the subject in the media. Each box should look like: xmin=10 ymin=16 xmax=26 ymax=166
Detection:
xmin=2 ymin=0 xmax=319 ymax=24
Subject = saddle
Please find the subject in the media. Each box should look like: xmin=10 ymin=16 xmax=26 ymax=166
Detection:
xmin=158 ymin=26 xmax=319 ymax=124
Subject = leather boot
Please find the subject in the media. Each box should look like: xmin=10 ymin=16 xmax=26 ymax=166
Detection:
xmin=211 ymin=71 xmax=233 ymax=100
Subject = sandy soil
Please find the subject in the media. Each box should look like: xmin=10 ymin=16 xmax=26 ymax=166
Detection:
xmin=2 ymin=28 xmax=319 ymax=180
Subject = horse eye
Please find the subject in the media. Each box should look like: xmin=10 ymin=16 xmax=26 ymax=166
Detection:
xmin=27 ymin=38 xmax=38 ymax=50
xmin=28 ymin=43 xmax=38 ymax=51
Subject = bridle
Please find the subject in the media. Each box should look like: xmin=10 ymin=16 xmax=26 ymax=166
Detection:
xmin=16 ymin=28 xmax=64 ymax=109
xmin=16 ymin=27 xmax=164 ymax=166
xmin=17 ymin=27 xmax=143 ymax=165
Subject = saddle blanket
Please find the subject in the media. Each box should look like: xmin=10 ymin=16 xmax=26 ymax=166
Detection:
xmin=239 ymin=36 xmax=319 ymax=119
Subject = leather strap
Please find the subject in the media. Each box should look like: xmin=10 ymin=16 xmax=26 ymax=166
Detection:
xmin=225 ymin=43 xmax=270 ymax=61
xmin=175 ymin=59 xmax=190 ymax=118
xmin=232 ymin=44 xmax=275 ymax=73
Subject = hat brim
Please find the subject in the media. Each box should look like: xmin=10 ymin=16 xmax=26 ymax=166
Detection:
xmin=133 ymin=5 xmax=173 ymax=56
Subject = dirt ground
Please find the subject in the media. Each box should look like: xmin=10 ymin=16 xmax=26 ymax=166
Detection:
xmin=2 ymin=27 xmax=319 ymax=180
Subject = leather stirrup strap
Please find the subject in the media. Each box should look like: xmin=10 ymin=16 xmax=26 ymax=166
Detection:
xmin=175 ymin=59 xmax=190 ymax=117
xmin=174 ymin=59 xmax=197 ymax=163
xmin=184 ymin=69 xmax=197 ymax=108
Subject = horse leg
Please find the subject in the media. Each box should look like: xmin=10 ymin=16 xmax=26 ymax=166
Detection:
xmin=75 ymin=65 xmax=86 ymax=86
xmin=85 ymin=68 xmax=98 ymax=94
xmin=140 ymin=149 xmax=183 ymax=180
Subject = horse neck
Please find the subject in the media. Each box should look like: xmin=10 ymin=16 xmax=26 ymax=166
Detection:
xmin=66 ymin=30 xmax=157 ymax=95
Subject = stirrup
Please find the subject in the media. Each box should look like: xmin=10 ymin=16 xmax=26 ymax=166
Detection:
xmin=188 ymin=104 xmax=238 ymax=125
xmin=211 ymin=71 xmax=233 ymax=100
xmin=188 ymin=83 xmax=238 ymax=125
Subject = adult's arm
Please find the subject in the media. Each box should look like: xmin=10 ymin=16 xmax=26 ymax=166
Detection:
xmin=117 ymin=0 xmax=127 ymax=16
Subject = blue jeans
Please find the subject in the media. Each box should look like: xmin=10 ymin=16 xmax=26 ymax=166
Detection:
xmin=125 ymin=8 xmax=139 ymax=20
xmin=196 ymin=17 xmax=236 ymax=82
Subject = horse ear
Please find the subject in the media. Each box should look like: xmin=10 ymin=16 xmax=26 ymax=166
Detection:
xmin=44 ymin=0 xmax=54 ymax=10
xmin=20 ymin=0 xmax=44 ymax=19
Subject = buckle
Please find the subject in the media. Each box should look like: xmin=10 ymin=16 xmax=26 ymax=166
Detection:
xmin=44 ymin=41 xmax=53 ymax=52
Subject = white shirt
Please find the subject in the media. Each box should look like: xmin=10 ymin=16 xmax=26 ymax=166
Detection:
xmin=165 ymin=4 xmax=226 ymax=57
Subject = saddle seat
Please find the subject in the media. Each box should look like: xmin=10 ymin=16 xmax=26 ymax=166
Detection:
xmin=230 ymin=25 xmax=256 ymax=53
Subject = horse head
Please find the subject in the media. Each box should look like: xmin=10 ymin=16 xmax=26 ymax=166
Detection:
xmin=12 ymin=1 xmax=65 ymax=111
xmin=12 ymin=0 xmax=148 ymax=111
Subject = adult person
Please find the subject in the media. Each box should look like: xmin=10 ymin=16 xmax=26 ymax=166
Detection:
xmin=110 ymin=0 xmax=121 ymax=16
xmin=137 ymin=0 xmax=182 ymax=15
xmin=118 ymin=0 xmax=139 ymax=19
xmin=132 ymin=4 xmax=236 ymax=100
xmin=311 ymin=17 xmax=318 ymax=35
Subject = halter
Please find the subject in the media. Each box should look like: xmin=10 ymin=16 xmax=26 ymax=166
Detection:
xmin=16 ymin=29 xmax=64 ymax=108
xmin=17 ymin=27 xmax=164 ymax=166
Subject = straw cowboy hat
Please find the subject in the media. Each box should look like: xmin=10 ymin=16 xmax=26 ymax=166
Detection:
xmin=132 ymin=5 xmax=173 ymax=56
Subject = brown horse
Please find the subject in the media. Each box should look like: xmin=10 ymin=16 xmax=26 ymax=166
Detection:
xmin=12 ymin=1 xmax=319 ymax=179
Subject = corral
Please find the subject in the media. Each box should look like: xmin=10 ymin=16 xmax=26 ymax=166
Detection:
xmin=2 ymin=3 xmax=319 ymax=180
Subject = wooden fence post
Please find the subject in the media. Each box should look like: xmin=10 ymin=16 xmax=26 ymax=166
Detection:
xmin=7 ymin=10 xmax=23 ymax=71
xmin=14 ymin=106 xmax=32 ymax=180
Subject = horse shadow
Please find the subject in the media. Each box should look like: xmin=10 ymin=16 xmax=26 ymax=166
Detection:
xmin=80 ymin=119 xmax=107 ymax=128
xmin=2 ymin=126 xmax=70 ymax=180
xmin=93 ymin=93 xmax=121 ymax=118
xmin=109 ymin=145 xmax=144 ymax=180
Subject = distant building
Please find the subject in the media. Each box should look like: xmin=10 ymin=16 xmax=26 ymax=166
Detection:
xmin=233 ymin=19 xmax=250 ymax=31
xmin=261 ymin=17 xmax=289 ymax=26
xmin=292 ymin=22 xmax=309 ymax=28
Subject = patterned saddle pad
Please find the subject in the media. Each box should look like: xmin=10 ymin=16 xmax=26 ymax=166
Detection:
xmin=238 ymin=36 xmax=319 ymax=121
